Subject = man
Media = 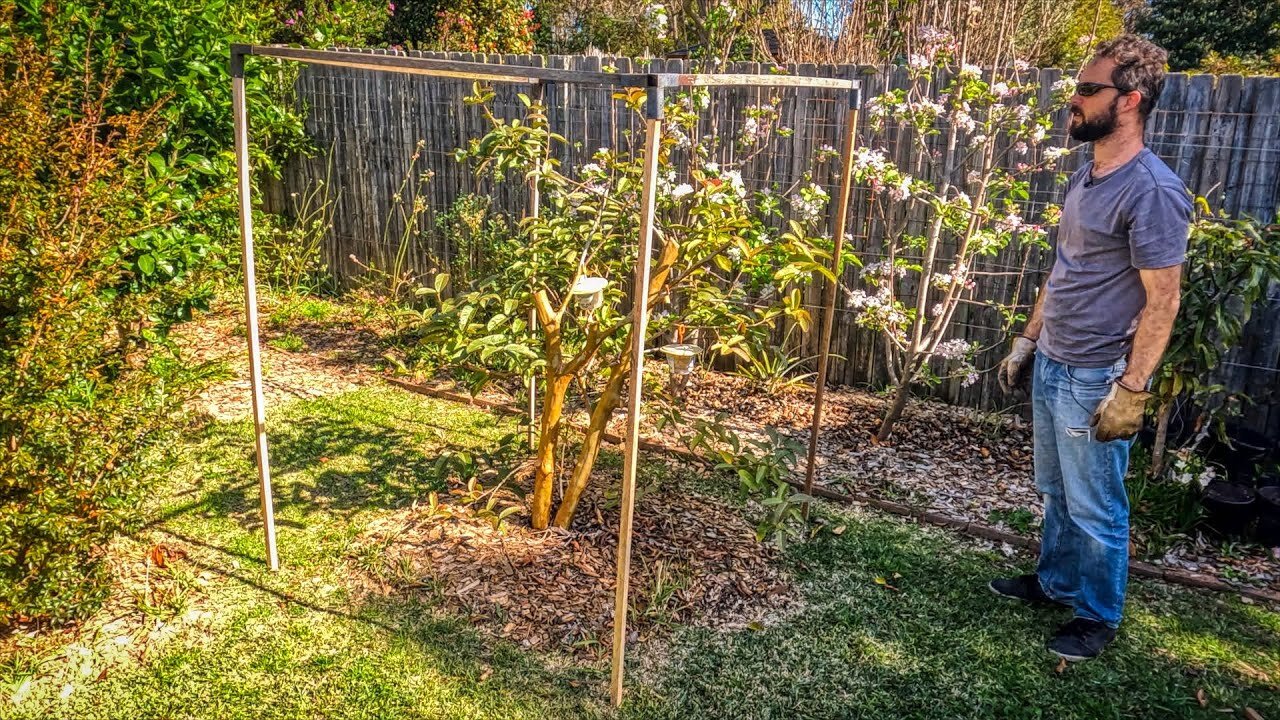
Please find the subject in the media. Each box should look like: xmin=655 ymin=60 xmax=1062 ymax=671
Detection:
xmin=990 ymin=35 xmax=1192 ymax=662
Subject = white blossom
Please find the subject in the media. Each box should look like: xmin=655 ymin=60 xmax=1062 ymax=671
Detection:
xmin=995 ymin=211 xmax=1025 ymax=233
xmin=908 ymin=53 xmax=930 ymax=70
xmin=888 ymin=175 xmax=914 ymax=202
xmin=671 ymin=183 xmax=695 ymax=199
xmin=1043 ymin=146 xmax=1071 ymax=160
xmin=723 ymin=169 xmax=746 ymax=198
xmin=936 ymin=338 xmax=972 ymax=360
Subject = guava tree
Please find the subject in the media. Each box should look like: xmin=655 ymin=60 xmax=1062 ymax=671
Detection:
xmin=846 ymin=30 xmax=1076 ymax=440
xmin=414 ymin=85 xmax=837 ymax=529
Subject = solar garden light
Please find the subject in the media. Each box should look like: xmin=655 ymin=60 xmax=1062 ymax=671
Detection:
xmin=570 ymin=276 xmax=608 ymax=312
xmin=659 ymin=343 xmax=701 ymax=399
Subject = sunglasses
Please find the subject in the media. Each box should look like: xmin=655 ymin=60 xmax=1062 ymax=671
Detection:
xmin=1075 ymin=81 xmax=1130 ymax=97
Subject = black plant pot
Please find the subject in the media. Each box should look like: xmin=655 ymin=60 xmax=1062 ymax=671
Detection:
xmin=1255 ymin=486 xmax=1280 ymax=547
xmin=1201 ymin=481 xmax=1256 ymax=538
xmin=1207 ymin=427 xmax=1275 ymax=484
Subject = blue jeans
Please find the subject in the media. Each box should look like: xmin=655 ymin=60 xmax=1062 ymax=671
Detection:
xmin=1032 ymin=352 xmax=1133 ymax=628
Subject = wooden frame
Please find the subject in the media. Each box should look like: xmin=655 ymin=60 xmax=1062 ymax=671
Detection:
xmin=229 ymin=44 xmax=859 ymax=707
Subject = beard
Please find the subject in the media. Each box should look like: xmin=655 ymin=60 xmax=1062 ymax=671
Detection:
xmin=1068 ymin=97 xmax=1120 ymax=142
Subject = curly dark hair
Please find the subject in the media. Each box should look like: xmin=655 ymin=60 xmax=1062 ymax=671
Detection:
xmin=1091 ymin=35 xmax=1169 ymax=123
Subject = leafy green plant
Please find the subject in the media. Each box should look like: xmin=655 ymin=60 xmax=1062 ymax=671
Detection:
xmin=385 ymin=0 xmax=537 ymax=52
xmin=254 ymin=163 xmax=338 ymax=293
xmin=733 ymin=331 xmax=822 ymax=395
xmin=1149 ymin=208 xmax=1280 ymax=474
xmin=434 ymin=194 xmax=518 ymax=288
xmin=272 ymin=0 xmax=393 ymax=47
xmin=1125 ymin=443 xmax=1205 ymax=556
xmin=987 ymin=507 xmax=1038 ymax=535
xmin=0 ymin=29 xmax=221 ymax=628
xmin=659 ymin=409 xmax=813 ymax=548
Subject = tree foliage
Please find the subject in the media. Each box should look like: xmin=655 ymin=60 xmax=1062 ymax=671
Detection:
xmin=0 ymin=22 xmax=221 ymax=628
xmin=410 ymin=84 xmax=838 ymax=529
xmin=1136 ymin=0 xmax=1280 ymax=71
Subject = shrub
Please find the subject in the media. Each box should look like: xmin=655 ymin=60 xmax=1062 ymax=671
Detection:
xmin=0 ymin=27 xmax=218 ymax=628
xmin=7 ymin=0 xmax=311 ymax=276
xmin=271 ymin=0 xmax=393 ymax=48
xmin=385 ymin=0 xmax=537 ymax=53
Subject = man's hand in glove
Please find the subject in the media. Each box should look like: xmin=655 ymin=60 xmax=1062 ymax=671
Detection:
xmin=1090 ymin=381 xmax=1151 ymax=441
xmin=997 ymin=336 xmax=1037 ymax=393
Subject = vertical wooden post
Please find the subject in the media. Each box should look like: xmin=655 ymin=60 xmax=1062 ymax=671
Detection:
xmin=527 ymin=80 xmax=546 ymax=451
xmin=232 ymin=47 xmax=280 ymax=571
xmin=803 ymin=81 xmax=862 ymax=518
xmin=609 ymin=79 xmax=663 ymax=709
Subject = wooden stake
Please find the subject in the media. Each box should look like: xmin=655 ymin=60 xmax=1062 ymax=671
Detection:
xmin=527 ymin=80 xmax=546 ymax=452
xmin=803 ymin=87 xmax=862 ymax=518
xmin=609 ymin=87 xmax=663 ymax=709
xmin=232 ymin=53 xmax=279 ymax=571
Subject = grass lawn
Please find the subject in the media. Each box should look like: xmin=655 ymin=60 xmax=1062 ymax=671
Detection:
xmin=3 ymin=386 xmax=1277 ymax=719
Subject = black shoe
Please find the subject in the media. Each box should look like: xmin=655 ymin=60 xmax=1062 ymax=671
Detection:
xmin=1047 ymin=617 xmax=1117 ymax=661
xmin=988 ymin=574 xmax=1069 ymax=608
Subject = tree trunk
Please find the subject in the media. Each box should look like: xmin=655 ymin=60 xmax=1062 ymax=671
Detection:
xmin=530 ymin=371 xmax=573 ymax=529
xmin=876 ymin=376 xmax=913 ymax=442
xmin=552 ymin=358 xmax=629 ymax=528
xmin=1150 ymin=399 xmax=1173 ymax=478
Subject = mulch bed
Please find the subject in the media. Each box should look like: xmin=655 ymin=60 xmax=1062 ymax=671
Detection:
xmin=354 ymin=473 xmax=798 ymax=659
xmin=677 ymin=371 xmax=1280 ymax=594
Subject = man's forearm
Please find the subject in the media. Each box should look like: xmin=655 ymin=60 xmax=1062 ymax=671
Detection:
xmin=1121 ymin=295 xmax=1179 ymax=389
xmin=1121 ymin=265 xmax=1184 ymax=389
xmin=1022 ymin=277 xmax=1050 ymax=341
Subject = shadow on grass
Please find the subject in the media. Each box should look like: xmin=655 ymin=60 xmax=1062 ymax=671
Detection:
xmin=622 ymin=512 xmax=1280 ymax=720
xmin=173 ymin=391 xmax=522 ymax=522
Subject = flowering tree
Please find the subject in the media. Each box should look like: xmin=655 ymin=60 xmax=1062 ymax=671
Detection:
xmin=844 ymin=28 xmax=1076 ymax=440
xmin=414 ymin=85 xmax=835 ymax=529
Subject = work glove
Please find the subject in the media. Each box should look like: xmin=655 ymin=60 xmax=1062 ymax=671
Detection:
xmin=997 ymin=336 xmax=1037 ymax=393
xmin=1090 ymin=382 xmax=1151 ymax=441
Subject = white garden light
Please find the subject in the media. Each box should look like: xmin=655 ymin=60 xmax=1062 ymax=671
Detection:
xmin=660 ymin=343 xmax=701 ymax=375
xmin=570 ymin=275 xmax=608 ymax=312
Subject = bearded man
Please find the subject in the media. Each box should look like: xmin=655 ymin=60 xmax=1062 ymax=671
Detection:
xmin=989 ymin=35 xmax=1192 ymax=661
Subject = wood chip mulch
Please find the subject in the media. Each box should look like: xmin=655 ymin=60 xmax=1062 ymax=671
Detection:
xmin=680 ymin=371 xmax=1280 ymax=593
xmin=354 ymin=476 xmax=798 ymax=659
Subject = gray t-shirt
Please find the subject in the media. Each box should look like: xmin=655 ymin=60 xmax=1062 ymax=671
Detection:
xmin=1038 ymin=148 xmax=1192 ymax=368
